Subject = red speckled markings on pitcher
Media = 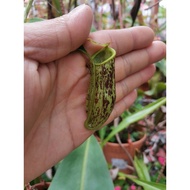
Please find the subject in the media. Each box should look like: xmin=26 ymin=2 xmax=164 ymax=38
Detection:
xmin=78 ymin=39 xmax=116 ymax=130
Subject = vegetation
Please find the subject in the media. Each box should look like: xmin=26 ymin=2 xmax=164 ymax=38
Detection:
xmin=24 ymin=0 xmax=166 ymax=189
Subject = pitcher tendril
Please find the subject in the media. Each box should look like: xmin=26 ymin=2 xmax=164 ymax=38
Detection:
xmin=78 ymin=39 xmax=116 ymax=130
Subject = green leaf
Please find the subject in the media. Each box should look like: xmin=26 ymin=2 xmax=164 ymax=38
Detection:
xmin=134 ymin=155 xmax=151 ymax=182
xmin=98 ymin=125 xmax=108 ymax=141
xmin=119 ymin=173 xmax=166 ymax=190
xmin=156 ymin=59 xmax=166 ymax=77
xmin=24 ymin=0 xmax=34 ymax=23
xmin=26 ymin=17 xmax=45 ymax=23
xmin=101 ymin=97 xmax=166 ymax=147
xmin=48 ymin=135 xmax=114 ymax=190
xmin=144 ymin=82 xmax=166 ymax=97
xmin=52 ymin=0 xmax=64 ymax=17
xmin=128 ymin=176 xmax=165 ymax=190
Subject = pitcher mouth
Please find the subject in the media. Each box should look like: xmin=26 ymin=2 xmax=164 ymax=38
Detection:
xmin=92 ymin=46 xmax=116 ymax=65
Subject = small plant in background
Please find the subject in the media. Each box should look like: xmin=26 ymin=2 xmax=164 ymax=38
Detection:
xmin=24 ymin=0 xmax=166 ymax=189
xmin=117 ymin=153 xmax=166 ymax=190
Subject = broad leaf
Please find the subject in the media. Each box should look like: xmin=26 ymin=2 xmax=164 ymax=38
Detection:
xmin=48 ymin=135 xmax=114 ymax=190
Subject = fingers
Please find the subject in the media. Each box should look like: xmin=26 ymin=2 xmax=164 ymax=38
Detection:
xmin=107 ymin=64 xmax=156 ymax=123
xmin=114 ymin=40 xmax=166 ymax=103
xmin=115 ymin=41 xmax=166 ymax=81
xmin=116 ymin=64 xmax=156 ymax=102
xmin=24 ymin=4 xmax=93 ymax=63
xmin=107 ymin=40 xmax=166 ymax=121
xmin=107 ymin=90 xmax=137 ymax=123
xmin=88 ymin=26 xmax=155 ymax=56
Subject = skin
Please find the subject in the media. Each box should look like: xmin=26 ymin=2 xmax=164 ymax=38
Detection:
xmin=24 ymin=4 xmax=166 ymax=184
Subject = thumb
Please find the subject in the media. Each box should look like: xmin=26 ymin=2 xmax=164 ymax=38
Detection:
xmin=24 ymin=4 xmax=93 ymax=63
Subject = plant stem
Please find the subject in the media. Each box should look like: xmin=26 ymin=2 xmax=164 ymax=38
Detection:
xmin=24 ymin=0 xmax=34 ymax=23
xmin=144 ymin=0 xmax=162 ymax=10
xmin=59 ymin=0 xmax=65 ymax=15
xmin=111 ymin=0 xmax=116 ymax=27
xmin=114 ymin=117 xmax=135 ymax=172
xmin=156 ymin=159 xmax=166 ymax=183
xmin=118 ymin=0 xmax=123 ymax=28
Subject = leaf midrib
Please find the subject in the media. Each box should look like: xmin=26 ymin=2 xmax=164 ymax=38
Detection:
xmin=80 ymin=137 xmax=90 ymax=190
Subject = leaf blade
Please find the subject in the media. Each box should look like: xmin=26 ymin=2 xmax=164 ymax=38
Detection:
xmin=119 ymin=173 xmax=166 ymax=190
xmin=49 ymin=135 xmax=114 ymax=190
xmin=134 ymin=155 xmax=151 ymax=182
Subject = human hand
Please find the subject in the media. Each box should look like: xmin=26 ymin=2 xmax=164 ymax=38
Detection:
xmin=24 ymin=4 xmax=166 ymax=183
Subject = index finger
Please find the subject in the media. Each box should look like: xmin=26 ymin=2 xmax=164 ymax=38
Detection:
xmin=88 ymin=26 xmax=155 ymax=56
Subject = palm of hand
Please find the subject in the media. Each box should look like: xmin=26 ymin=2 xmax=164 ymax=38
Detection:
xmin=25 ymin=51 xmax=93 ymax=159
